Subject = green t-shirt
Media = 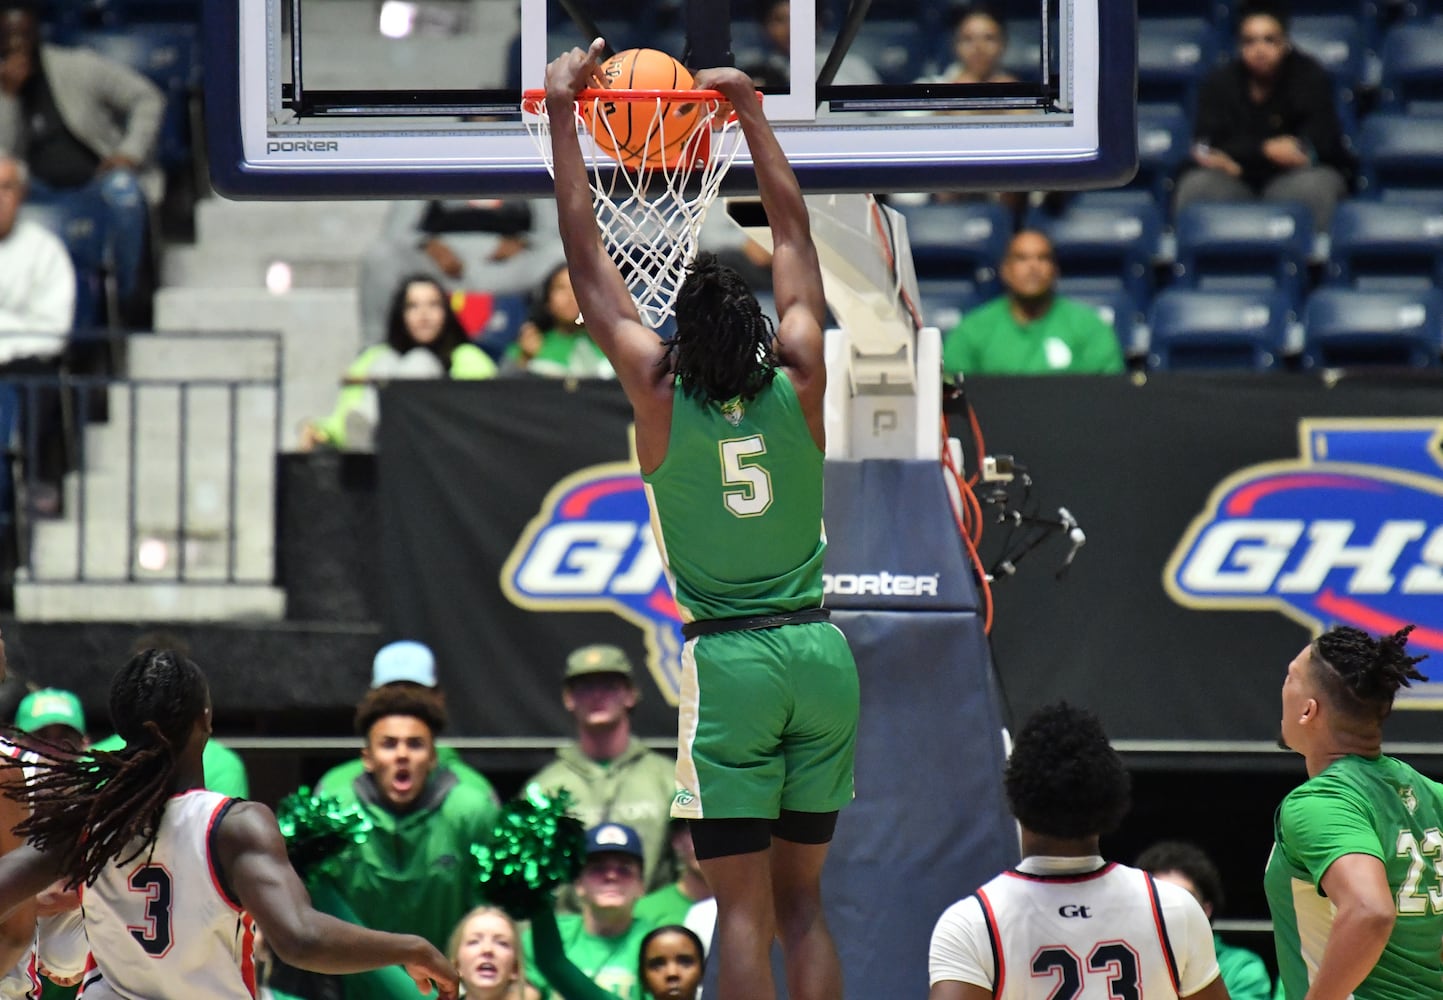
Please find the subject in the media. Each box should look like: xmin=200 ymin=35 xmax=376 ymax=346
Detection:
xmin=1216 ymin=934 xmax=1273 ymax=1000
xmin=90 ymin=734 xmax=249 ymax=798
xmin=507 ymin=327 xmax=614 ymax=379
xmin=641 ymin=371 xmax=826 ymax=621
xmin=941 ymin=296 xmax=1124 ymax=376
xmin=1266 ymin=754 xmax=1443 ymax=1000
xmin=523 ymin=912 xmax=656 ymax=1000
xmin=632 ymin=883 xmax=697 ymax=928
xmin=317 ymin=342 xmax=497 ymax=447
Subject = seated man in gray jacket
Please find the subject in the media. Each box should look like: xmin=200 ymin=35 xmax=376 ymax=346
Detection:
xmin=0 ymin=0 xmax=164 ymax=325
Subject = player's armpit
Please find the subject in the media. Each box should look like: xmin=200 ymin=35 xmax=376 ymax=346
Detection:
xmin=927 ymin=980 xmax=993 ymax=1000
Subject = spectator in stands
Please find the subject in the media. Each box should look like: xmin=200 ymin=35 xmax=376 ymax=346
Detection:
xmin=634 ymin=820 xmax=712 ymax=929
xmin=942 ymin=230 xmax=1123 ymax=376
xmin=523 ymin=823 xmax=656 ymax=1000
xmin=928 ymin=703 xmax=1227 ymax=1000
xmin=315 ymin=640 xmax=500 ymax=808
xmin=502 ymin=264 xmax=613 ymax=379
xmin=1175 ymin=0 xmax=1353 ymax=232
xmin=638 ymin=926 xmax=705 ymax=1000
xmin=89 ymin=631 xmax=250 ymax=798
xmin=446 ymin=906 xmax=532 ymax=1000
xmin=528 ymin=645 xmax=677 ymax=896
xmin=755 ymin=0 xmax=881 ymax=90
xmin=1137 ymin=841 xmax=1274 ymax=1000
xmin=0 ymin=154 xmax=73 ymax=359
xmin=13 ymin=687 xmax=85 ymax=752
xmin=929 ymin=5 xmax=1017 ymax=88
xmin=313 ymin=682 xmax=500 ymax=1000
xmin=359 ymin=198 xmax=565 ymax=345
xmin=0 ymin=0 xmax=163 ymax=326
xmin=300 ymin=275 xmax=496 ymax=452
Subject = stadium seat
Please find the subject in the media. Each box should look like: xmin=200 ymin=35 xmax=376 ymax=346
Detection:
xmin=1134 ymin=103 xmax=1192 ymax=202
xmin=20 ymin=193 xmax=110 ymax=331
xmin=916 ymin=279 xmax=985 ymax=333
xmin=843 ymin=20 xmax=926 ymax=86
xmin=894 ymin=201 xmax=1012 ymax=297
xmin=1327 ymin=200 xmax=1443 ymax=289
xmin=472 ymin=292 xmax=530 ymax=362
xmin=95 ymin=0 xmax=201 ymax=24
xmin=1001 ymin=19 xmax=1051 ymax=81
xmin=70 ymin=24 xmax=200 ymax=173
xmin=1028 ymin=201 xmax=1163 ymax=304
xmin=1380 ymin=24 xmax=1443 ymax=108
xmin=1138 ymin=0 xmax=1228 ymax=24
xmin=1138 ymin=18 xmax=1221 ymax=108
xmin=1147 ymin=290 xmax=1293 ymax=370
xmin=1357 ymin=113 xmax=1443 ymax=197
xmin=1302 ymin=288 xmax=1443 ymax=367
xmin=1172 ymin=201 xmax=1312 ymax=304
xmin=1291 ymin=16 xmax=1366 ymax=95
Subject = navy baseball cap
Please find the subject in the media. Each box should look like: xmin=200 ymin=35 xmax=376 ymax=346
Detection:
xmin=585 ymin=823 xmax=644 ymax=862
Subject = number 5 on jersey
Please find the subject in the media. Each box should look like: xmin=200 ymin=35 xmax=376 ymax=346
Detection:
xmin=720 ymin=436 xmax=773 ymax=518
xmin=127 ymin=863 xmax=175 ymax=957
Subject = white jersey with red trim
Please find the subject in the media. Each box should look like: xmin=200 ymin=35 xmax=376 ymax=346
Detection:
xmin=78 ymin=790 xmax=256 ymax=1000
xmin=929 ymin=856 xmax=1221 ymax=999
xmin=0 ymin=737 xmax=41 ymax=1000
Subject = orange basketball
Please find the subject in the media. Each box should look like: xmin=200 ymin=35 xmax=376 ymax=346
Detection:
xmin=585 ymin=48 xmax=706 ymax=171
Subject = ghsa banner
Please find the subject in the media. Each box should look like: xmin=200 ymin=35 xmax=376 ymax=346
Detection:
xmin=499 ymin=461 xmax=686 ymax=706
xmin=1165 ymin=419 xmax=1443 ymax=708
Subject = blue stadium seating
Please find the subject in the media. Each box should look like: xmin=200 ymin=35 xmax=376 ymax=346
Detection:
xmin=916 ymin=279 xmax=985 ymax=334
xmin=894 ymin=201 xmax=1012 ymax=297
xmin=1302 ymin=288 xmax=1443 ymax=367
xmin=1138 ymin=18 xmax=1221 ymax=108
xmin=1139 ymin=0 xmax=1229 ymax=24
xmin=1380 ymin=25 xmax=1443 ymax=107
xmin=20 ymin=193 xmax=110 ymax=331
xmin=1327 ymin=200 xmax=1443 ymax=288
xmin=69 ymin=24 xmax=199 ymax=173
xmin=1172 ymin=201 xmax=1313 ymax=304
xmin=845 ymin=21 xmax=926 ymax=86
xmin=1134 ymin=104 xmax=1192 ymax=202
xmin=1292 ymin=15 xmax=1367 ymax=95
xmin=1028 ymin=201 xmax=1163 ymax=304
xmin=1058 ymin=286 xmax=1146 ymax=359
xmin=1147 ymin=290 xmax=1293 ymax=370
xmin=473 ymin=293 xmax=530 ymax=362
xmin=999 ymin=19 xmax=1059 ymax=82
xmin=1357 ymin=113 xmax=1443 ymax=196
xmin=94 ymin=0 xmax=200 ymax=24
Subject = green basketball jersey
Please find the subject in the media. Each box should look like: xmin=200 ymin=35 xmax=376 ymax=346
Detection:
xmin=1266 ymin=754 xmax=1443 ymax=1000
xmin=642 ymin=371 xmax=825 ymax=622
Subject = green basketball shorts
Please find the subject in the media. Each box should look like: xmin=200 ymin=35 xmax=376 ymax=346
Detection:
xmin=671 ymin=620 xmax=859 ymax=821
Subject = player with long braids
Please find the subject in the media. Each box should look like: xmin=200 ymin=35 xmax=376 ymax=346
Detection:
xmin=545 ymin=41 xmax=859 ymax=1000
xmin=0 ymin=648 xmax=458 ymax=1000
xmin=1269 ymin=624 xmax=1442 ymax=1000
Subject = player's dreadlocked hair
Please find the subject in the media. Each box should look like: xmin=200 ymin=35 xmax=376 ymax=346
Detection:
xmin=1005 ymin=702 xmax=1131 ymax=840
xmin=1310 ymin=624 xmax=1429 ymax=724
xmin=3 ymin=649 xmax=208 ymax=889
xmin=662 ymin=252 xmax=778 ymax=404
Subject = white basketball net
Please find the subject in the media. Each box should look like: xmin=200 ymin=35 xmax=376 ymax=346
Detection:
xmin=524 ymin=93 xmax=748 ymax=328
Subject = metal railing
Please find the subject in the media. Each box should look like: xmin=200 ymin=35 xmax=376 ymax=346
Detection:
xmin=3 ymin=331 xmax=283 ymax=589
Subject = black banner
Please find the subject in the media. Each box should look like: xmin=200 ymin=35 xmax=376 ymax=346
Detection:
xmin=959 ymin=373 xmax=1443 ymax=747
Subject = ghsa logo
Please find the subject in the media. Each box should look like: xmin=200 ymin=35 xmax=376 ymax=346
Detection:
xmin=499 ymin=460 xmax=684 ymax=705
xmin=1165 ymin=419 xmax=1443 ymax=708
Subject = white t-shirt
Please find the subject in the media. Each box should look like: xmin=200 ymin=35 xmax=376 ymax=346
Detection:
xmin=929 ymin=856 xmax=1220 ymax=999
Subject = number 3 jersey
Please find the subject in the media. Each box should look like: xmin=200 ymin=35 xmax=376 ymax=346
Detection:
xmin=929 ymin=857 xmax=1221 ymax=999
xmin=79 ymin=789 xmax=257 ymax=1000
xmin=1266 ymin=753 xmax=1443 ymax=1000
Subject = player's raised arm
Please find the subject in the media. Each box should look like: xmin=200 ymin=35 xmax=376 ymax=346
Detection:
xmin=214 ymin=799 xmax=459 ymax=998
xmin=694 ymin=67 xmax=826 ymax=376
xmin=544 ymin=40 xmax=665 ymax=401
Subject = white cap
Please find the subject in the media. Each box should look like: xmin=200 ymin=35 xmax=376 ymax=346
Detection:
xmin=371 ymin=640 xmax=437 ymax=687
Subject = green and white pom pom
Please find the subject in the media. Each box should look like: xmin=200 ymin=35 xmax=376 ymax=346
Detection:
xmin=472 ymin=785 xmax=586 ymax=918
xmin=276 ymin=786 xmax=372 ymax=880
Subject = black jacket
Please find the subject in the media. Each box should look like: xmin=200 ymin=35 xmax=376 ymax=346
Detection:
xmin=1190 ymin=48 xmax=1356 ymax=190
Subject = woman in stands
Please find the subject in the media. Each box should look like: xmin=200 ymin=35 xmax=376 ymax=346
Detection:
xmin=502 ymin=263 xmax=613 ymax=379
xmin=0 ymin=648 xmax=459 ymax=1000
xmin=301 ymin=274 xmax=496 ymax=450
xmin=638 ymin=926 xmax=705 ymax=1000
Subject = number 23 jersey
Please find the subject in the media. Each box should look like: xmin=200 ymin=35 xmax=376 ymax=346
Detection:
xmin=929 ymin=857 xmax=1221 ymax=999
xmin=80 ymin=789 xmax=257 ymax=1000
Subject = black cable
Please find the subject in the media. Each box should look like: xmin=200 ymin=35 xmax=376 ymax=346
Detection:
xmin=816 ymin=0 xmax=874 ymax=90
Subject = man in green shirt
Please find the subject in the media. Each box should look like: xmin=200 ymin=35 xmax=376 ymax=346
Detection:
xmin=316 ymin=640 xmax=500 ymax=809
xmin=634 ymin=819 xmax=713 ymax=928
xmin=1267 ymin=623 xmax=1443 ymax=1000
xmin=1139 ymin=840 xmax=1275 ymax=1000
xmin=524 ymin=823 xmax=656 ymax=1000
xmin=942 ymin=230 xmax=1125 ymax=376
xmin=528 ymin=645 xmax=676 ymax=896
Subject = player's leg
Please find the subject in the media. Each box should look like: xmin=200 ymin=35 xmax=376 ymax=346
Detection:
xmin=774 ymin=622 xmax=860 ymax=1000
xmin=771 ymin=812 xmax=842 ymax=1000
xmin=692 ymin=821 xmax=776 ymax=1000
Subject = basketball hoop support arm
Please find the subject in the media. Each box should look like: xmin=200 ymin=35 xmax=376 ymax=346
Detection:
xmin=725 ymin=193 xmax=941 ymax=460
